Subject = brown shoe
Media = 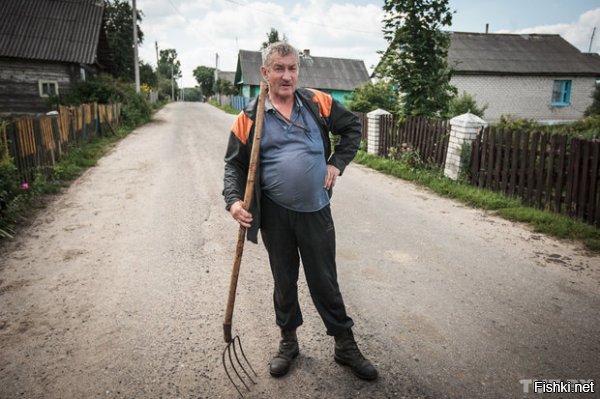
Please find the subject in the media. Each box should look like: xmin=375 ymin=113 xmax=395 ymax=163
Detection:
xmin=269 ymin=329 xmax=299 ymax=377
xmin=334 ymin=329 xmax=378 ymax=381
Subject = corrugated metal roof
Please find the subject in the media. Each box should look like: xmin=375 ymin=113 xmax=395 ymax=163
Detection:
xmin=0 ymin=0 xmax=104 ymax=64
xmin=236 ymin=50 xmax=370 ymax=91
xmin=448 ymin=32 xmax=600 ymax=76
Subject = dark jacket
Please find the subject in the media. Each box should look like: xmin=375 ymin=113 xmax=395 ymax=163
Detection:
xmin=223 ymin=87 xmax=361 ymax=243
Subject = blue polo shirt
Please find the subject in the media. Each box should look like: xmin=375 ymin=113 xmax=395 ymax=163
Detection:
xmin=260 ymin=94 xmax=330 ymax=212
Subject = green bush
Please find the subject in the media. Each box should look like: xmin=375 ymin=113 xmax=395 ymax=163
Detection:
xmin=346 ymin=81 xmax=400 ymax=114
xmin=545 ymin=115 xmax=600 ymax=139
xmin=447 ymin=91 xmax=487 ymax=118
xmin=496 ymin=114 xmax=540 ymax=131
xmin=58 ymin=73 xmax=152 ymax=129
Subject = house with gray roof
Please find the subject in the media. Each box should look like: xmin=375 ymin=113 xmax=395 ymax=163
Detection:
xmin=448 ymin=32 xmax=600 ymax=123
xmin=0 ymin=0 xmax=113 ymax=115
xmin=234 ymin=49 xmax=370 ymax=105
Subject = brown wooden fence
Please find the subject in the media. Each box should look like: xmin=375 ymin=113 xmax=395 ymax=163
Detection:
xmin=379 ymin=115 xmax=450 ymax=168
xmin=354 ymin=112 xmax=369 ymax=143
xmin=471 ymin=127 xmax=600 ymax=227
xmin=1 ymin=103 xmax=121 ymax=182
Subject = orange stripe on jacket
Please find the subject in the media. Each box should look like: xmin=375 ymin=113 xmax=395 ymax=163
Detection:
xmin=306 ymin=88 xmax=332 ymax=118
xmin=231 ymin=112 xmax=253 ymax=145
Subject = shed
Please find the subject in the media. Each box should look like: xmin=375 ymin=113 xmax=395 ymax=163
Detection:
xmin=0 ymin=0 xmax=113 ymax=115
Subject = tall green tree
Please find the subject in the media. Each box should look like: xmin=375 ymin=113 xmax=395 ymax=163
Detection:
xmin=157 ymin=49 xmax=182 ymax=79
xmin=193 ymin=66 xmax=215 ymax=97
xmin=261 ymin=28 xmax=287 ymax=49
xmin=103 ymin=0 xmax=144 ymax=82
xmin=379 ymin=0 xmax=456 ymax=117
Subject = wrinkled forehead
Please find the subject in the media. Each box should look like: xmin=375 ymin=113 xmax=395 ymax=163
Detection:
xmin=267 ymin=53 xmax=299 ymax=69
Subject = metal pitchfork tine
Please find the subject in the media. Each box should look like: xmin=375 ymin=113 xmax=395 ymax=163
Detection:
xmin=222 ymin=335 xmax=258 ymax=397
xmin=222 ymin=81 xmax=267 ymax=398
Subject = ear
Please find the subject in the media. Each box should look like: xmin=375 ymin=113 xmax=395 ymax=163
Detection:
xmin=260 ymin=66 xmax=268 ymax=80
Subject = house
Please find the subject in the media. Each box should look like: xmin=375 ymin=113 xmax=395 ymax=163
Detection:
xmin=448 ymin=32 xmax=600 ymax=123
xmin=0 ymin=0 xmax=114 ymax=116
xmin=215 ymin=70 xmax=236 ymax=86
xmin=375 ymin=31 xmax=600 ymax=123
xmin=234 ymin=49 xmax=370 ymax=104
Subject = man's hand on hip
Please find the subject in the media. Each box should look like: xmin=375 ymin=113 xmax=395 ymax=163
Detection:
xmin=324 ymin=164 xmax=340 ymax=190
xmin=230 ymin=200 xmax=253 ymax=228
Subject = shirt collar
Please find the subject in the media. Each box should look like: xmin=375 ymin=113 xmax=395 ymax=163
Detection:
xmin=264 ymin=92 xmax=303 ymax=112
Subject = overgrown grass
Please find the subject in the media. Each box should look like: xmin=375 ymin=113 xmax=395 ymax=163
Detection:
xmin=353 ymin=151 xmax=600 ymax=252
xmin=208 ymin=100 xmax=240 ymax=115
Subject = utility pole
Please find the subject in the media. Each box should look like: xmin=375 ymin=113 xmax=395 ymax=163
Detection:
xmin=589 ymin=27 xmax=597 ymax=53
xmin=155 ymin=41 xmax=159 ymax=66
xmin=171 ymin=64 xmax=174 ymax=101
xmin=132 ymin=0 xmax=140 ymax=93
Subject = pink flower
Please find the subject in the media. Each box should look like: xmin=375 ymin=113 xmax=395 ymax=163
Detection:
xmin=21 ymin=182 xmax=29 ymax=190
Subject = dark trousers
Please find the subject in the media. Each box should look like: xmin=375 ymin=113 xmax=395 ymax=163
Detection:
xmin=260 ymin=195 xmax=354 ymax=336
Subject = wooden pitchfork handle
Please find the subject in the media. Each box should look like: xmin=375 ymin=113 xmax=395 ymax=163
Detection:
xmin=223 ymin=81 xmax=268 ymax=343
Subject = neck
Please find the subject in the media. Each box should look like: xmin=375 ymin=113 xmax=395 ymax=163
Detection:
xmin=269 ymin=92 xmax=295 ymax=117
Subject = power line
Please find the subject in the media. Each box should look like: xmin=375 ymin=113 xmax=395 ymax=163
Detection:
xmin=222 ymin=0 xmax=381 ymax=35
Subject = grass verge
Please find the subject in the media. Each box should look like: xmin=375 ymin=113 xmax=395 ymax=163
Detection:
xmin=208 ymin=100 xmax=240 ymax=115
xmin=353 ymin=151 xmax=600 ymax=253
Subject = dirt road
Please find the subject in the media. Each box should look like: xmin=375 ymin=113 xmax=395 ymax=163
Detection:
xmin=1 ymin=102 xmax=599 ymax=399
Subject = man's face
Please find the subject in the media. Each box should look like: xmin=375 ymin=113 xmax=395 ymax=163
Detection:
xmin=261 ymin=53 xmax=299 ymax=101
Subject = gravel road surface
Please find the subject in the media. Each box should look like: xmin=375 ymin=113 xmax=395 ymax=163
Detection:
xmin=1 ymin=102 xmax=599 ymax=399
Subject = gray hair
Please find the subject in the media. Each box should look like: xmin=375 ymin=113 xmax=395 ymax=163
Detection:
xmin=261 ymin=41 xmax=299 ymax=68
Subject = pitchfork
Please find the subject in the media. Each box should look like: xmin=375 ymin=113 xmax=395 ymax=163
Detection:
xmin=222 ymin=80 xmax=267 ymax=397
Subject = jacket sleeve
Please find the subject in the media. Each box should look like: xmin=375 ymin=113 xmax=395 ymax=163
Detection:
xmin=327 ymin=98 xmax=361 ymax=175
xmin=223 ymin=112 xmax=252 ymax=210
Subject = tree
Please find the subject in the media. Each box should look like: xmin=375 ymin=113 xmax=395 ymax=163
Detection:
xmin=193 ymin=65 xmax=215 ymax=97
xmin=139 ymin=61 xmax=158 ymax=88
xmin=183 ymin=87 xmax=203 ymax=102
xmin=157 ymin=49 xmax=182 ymax=79
xmin=103 ymin=0 xmax=144 ymax=82
xmin=379 ymin=0 xmax=456 ymax=117
xmin=215 ymin=79 xmax=239 ymax=96
xmin=261 ymin=28 xmax=287 ymax=49
xmin=447 ymin=91 xmax=487 ymax=118
xmin=346 ymin=81 xmax=399 ymax=113
xmin=584 ymin=86 xmax=600 ymax=116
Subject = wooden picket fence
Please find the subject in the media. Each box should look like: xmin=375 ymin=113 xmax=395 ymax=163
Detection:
xmin=471 ymin=127 xmax=600 ymax=227
xmin=379 ymin=115 xmax=450 ymax=168
xmin=1 ymin=103 xmax=121 ymax=182
xmin=354 ymin=112 xmax=369 ymax=143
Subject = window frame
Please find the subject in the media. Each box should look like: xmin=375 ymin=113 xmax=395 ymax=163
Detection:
xmin=38 ymin=80 xmax=59 ymax=97
xmin=550 ymin=79 xmax=571 ymax=107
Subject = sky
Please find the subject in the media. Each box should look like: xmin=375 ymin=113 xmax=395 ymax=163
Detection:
xmin=134 ymin=0 xmax=600 ymax=88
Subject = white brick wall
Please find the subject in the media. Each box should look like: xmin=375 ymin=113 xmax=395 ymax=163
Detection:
xmin=367 ymin=109 xmax=391 ymax=155
xmin=451 ymin=75 xmax=597 ymax=123
xmin=444 ymin=113 xmax=487 ymax=180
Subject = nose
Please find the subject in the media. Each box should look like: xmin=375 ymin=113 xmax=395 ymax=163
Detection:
xmin=282 ymin=68 xmax=292 ymax=81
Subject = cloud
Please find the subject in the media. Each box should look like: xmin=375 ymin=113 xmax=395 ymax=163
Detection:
xmin=137 ymin=0 xmax=387 ymax=86
xmin=495 ymin=8 xmax=600 ymax=52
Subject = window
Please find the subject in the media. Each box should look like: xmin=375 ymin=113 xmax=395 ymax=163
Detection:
xmin=38 ymin=80 xmax=58 ymax=97
xmin=551 ymin=80 xmax=571 ymax=106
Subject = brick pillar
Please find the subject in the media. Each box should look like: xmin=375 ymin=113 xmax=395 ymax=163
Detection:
xmin=367 ymin=108 xmax=391 ymax=155
xmin=444 ymin=112 xmax=487 ymax=180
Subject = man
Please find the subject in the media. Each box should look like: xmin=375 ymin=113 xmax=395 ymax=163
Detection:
xmin=223 ymin=42 xmax=377 ymax=381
